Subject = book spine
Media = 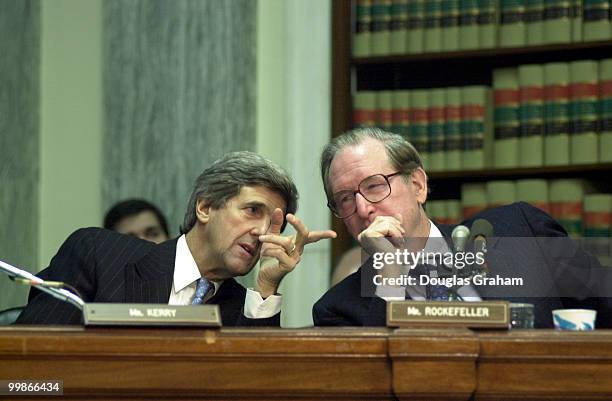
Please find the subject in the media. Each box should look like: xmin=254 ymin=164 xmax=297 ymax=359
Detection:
xmin=461 ymin=183 xmax=488 ymax=218
xmin=583 ymin=194 xmax=612 ymax=259
xmin=543 ymin=0 xmax=572 ymax=44
xmin=442 ymin=0 xmax=461 ymax=51
xmin=599 ymin=59 xmax=612 ymax=162
xmin=428 ymin=88 xmax=447 ymax=171
xmin=478 ymin=0 xmax=498 ymax=48
xmin=549 ymin=179 xmax=584 ymax=237
xmin=371 ymin=0 xmax=392 ymax=55
xmin=354 ymin=0 xmax=373 ymax=57
xmin=571 ymin=0 xmax=583 ymax=42
xmin=544 ymin=62 xmax=571 ymax=166
xmin=516 ymin=179 xmax=549 ymax=213
xmin=445 ymin=200 xmax=463 ymax=224
xmin=408 ymin=0 xmax=426 ymax=53
xmin=460 ymin=0 xmax=480 ymax=49
xmin=461 ymin=86 xmax=490 ymax=169
xmin=583 ymin=0 xmax=611 ymax=40
xmin=390 ymin=0 xmax=409 ymax=54
xmin=500 ymin=0 xmax=526 ymax=47
xmin=428 ymin=200 xmax=447 ymax=223
xmin=411 ymin=90 xmax=430 ymax=166
xmin=392 ymin=90 xmax=411 ymax=138
xmin=444 ymin=87 xmax=463 ymax=170
xmin=376 ymin=90 xmax=394 ymax=131
xmin=493 ymin=68 xmax=520 ymax=168
xmin=569 ymin=60 xmax=599 ymax=164
xmin=353 ymin=91 xmax=378 ymax=127
xmin=525 ymin=0 xmax=545 ymax=45
xmin=518 ymin=64 xmax=545 ymax=167
xmin=486 ymin=180 xmax=517 ymax=208
xmin=425 ymin=0 xmax=443 ymax=52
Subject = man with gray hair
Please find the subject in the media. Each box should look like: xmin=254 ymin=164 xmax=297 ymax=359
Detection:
xmin=17 ymin=151 xmax=336 ymax=326
xmin=313 ymin=128 xmax=612 ymax=328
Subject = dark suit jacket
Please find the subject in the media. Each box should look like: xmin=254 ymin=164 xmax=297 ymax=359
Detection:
xmin=16 ymin=228 xmax=280 ymax=326
xmin=313 ymin=202 xmax=612 ymax=328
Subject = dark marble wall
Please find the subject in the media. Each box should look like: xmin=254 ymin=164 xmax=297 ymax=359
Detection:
xmin=102 ymin=0 xmax=257 ymax=234
xmin=0 ymin=0 xmax=40 ymax=309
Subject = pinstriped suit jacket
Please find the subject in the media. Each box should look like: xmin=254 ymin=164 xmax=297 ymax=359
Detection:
xmin=15 ymin=228 xmax=279 ymax=326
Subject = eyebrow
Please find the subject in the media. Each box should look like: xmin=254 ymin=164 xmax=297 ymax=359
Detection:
xmin=243 ymin=201 xmax=272 ymax=213
xmin=332 ymin=188 xmax=354 ymax=197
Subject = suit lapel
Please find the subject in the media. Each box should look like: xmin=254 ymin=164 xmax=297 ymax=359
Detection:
xmin=125 ymin=238 xmax=177 ymax=303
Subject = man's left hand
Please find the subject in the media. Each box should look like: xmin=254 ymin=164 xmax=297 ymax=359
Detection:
xmin=255 ymin=209 xmax=337 ymax=298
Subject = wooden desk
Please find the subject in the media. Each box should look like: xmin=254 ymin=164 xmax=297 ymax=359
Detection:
xmin=2 ymin=327 xmax=612 ymax=400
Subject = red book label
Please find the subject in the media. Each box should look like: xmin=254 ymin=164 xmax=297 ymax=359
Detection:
xmin=569 ymin=82 xmax=598 ymax=99
xmin=600 ymin=80 xmax=612 ymax=97
xmin=495 ymin=89 xmax=519 ymax=105
xmin=584 ymin=212 xmax=612 ymax=226
xmin=444 ymin=106 xmax=461 ymax=120
xmin=544 ymin=85 xmax=570 ymax=101
xmin=428 ymin=107 xmax=445 ymax=121
xmin=410 ymin=108 xmax=428 ymax=122
xmin=520 ymin=86 xmax=544 ymax=102
xmin=461 ymin=105 xmax=485 ymax=119
xmin=353 ymin=110 xmax=376 ymax=125
xmin=550 ymin=201 xmax=582 ymax=218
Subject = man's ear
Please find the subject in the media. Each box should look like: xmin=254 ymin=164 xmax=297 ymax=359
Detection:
xmin=195 ymin=199 xmax=212 ymax=224
xmin=411 ymin=167 xmax=428 ymax=205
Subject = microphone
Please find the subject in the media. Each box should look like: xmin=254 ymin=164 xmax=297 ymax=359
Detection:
xmin=469 ymin=219 xmax=494 ymax=276
xmin=470 ymin=218 xmax=494 ymax=255
xmin=451 ymin=225 xmax=470 ymax=252
xmin=0 ymin=259 xmax=85 ymax=310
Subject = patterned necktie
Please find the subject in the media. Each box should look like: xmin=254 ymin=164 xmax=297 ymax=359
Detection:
xmin=191 ymin=278 xmax=213 ymax=305
xmin=429 ymin=283 xmax=450 ymax=301
xmin=425 ymin=265 xmax=450 ymax=301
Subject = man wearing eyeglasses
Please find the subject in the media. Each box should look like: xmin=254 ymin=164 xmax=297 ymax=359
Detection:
xmin=313 ymin=127 xmax=612 ymax=328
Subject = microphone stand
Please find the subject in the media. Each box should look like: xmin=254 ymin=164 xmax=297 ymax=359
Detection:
xmin=0 ymin=259 xmax=85 ymax=310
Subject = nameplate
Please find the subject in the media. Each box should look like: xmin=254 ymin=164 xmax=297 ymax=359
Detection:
xmin=83 ymin=303 xmax=221 ymax=327
xmin=387 ymin=300 xmax=509 ymax=329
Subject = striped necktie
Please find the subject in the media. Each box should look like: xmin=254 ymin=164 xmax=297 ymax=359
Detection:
xmin=423 ymin=264 xmax=450 ymax=301
xmin=191 ymin=278 xmax=213 ymax=305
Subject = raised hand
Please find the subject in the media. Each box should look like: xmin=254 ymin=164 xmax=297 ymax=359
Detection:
xmin=357 ymin=214 xmax=405 ymax=256
xmin=255 ymin=208 xmax=337 ymax=298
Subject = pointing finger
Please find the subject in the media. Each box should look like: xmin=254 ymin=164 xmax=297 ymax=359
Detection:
xmin=267 ymin=208 xmax=284 ymax=235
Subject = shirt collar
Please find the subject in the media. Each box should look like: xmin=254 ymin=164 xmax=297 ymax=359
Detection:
xmin=423 ymin=219 xmax=450 ymax=254
xmin=174 ymin=234 xmax=221 ymax=294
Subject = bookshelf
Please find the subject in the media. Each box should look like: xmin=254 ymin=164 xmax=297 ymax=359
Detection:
xmin=331 ymin=0 xmax=612 ymax=264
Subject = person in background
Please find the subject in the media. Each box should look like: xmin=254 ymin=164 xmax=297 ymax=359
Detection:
xmin=103 ymin=199 xmax=170 ymax=244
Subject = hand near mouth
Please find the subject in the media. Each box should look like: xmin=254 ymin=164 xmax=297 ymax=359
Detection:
xmin=255 ymin=208 xmax=337 ymax=298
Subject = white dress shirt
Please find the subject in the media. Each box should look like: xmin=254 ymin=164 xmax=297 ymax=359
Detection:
xmin=168 ymin=235 xmax=282 ymax=318
xmin=376 ymin=220 xmax=481 ymax=302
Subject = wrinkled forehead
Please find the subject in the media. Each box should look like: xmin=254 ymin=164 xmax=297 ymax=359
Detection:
xmin=232 ymin=185 xmax=287 ymax=214
xmin=328 ymin=141 xmax=393 ymax=193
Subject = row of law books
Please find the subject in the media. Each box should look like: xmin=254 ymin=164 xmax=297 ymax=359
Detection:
xmin=354 ymin=59 xmax=612 ymax=172
xmin=354 ymin=0 xmax=612 ymax=57
xmin=493 ymin=59 xmax=612 ymax=168
xmin=444 ymin=178 xmax=610 ymax=239
xmin=429 ymin=179 xmax=612 ymax=259
xmin=354 ymin=86 xmax=494 ymax=171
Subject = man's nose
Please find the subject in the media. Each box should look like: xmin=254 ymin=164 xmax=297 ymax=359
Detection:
xmin=355 ymin=193 xmax=374 ymax=219
xmin=252 ymin=218 xmax=271 ymax=236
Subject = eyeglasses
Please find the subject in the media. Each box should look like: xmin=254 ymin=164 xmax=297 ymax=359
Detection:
xmin=328 ymin=172 xmax=402 ymax=219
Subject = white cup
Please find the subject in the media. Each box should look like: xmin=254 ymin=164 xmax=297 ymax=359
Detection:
xmin=552 ymin=309 xmax=597 ymax=331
